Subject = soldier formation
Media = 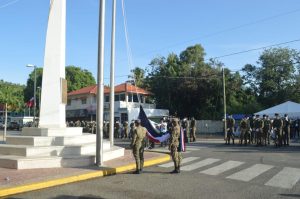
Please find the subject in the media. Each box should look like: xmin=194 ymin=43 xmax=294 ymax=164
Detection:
xmin=66 ymin=119 xmax=135 ymax=140
xmin=226 ymin=113 xmax=299 ymax=147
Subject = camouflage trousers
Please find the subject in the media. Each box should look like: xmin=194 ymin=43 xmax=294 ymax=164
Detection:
xmin=283 ymin=127 xmax=290 ymax=146
xmin=170 ymin=145 xmax=182 ymax=169
xmin=240 ymin=128 xmax=247 ymax=144
xmin=190 ymin=128 xmax=196 ymax=142
xmin=274 ymin=128 xmax=283 ymax=147
xmin=226 ymin=128 xmax=235 ymax=144
xmin=133 ymin=144 xmax=144 ymax=171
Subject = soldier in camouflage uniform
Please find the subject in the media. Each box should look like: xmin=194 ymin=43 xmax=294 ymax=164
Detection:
xmin=75 ymin=120 xmax=81 ymax=127
xmin=273 ymin=113 xmax=283 ymax=147
xmin=129 ymin=120 xmax=135 ymax=139
xmin=114 ymin=121 xmax=120 ymax=138
xmin=282 ymin=114 xmax=291 ymax=146
xmin=103 ymin=121 xmax=108 ymax=138
xmin=254 ymin=115 xmax=264 ymax=146
xmin=130 ymin=119 xmax=147 ymax=174
xmin=239 ymin=116 xmax=248 ymax=145
xmin=122 ymin=121 xmax=129 ymax=139
xmin=249 ymin=115 xmax=255 ymax=144
xmin=190 ymin=117 xmax=197 ymax=142
xmin=263 ymin=115 xmax=271 ymax=145
xmin=226 ymin=115 xmax=235 ymax=145
xmin=169 ymin=118 xmax=182 ymax=174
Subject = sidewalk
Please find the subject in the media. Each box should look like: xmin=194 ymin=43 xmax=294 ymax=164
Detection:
xmin=0 ymin=150 xmax=170 ymax=198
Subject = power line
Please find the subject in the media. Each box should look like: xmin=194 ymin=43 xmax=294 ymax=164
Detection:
xmin=0 ymin=0 xmax=21 ymax=9
xmin=135 ymin=8 xmax=300 ymax=58
xmin=209 ymin=39 xmax=300 ymax=60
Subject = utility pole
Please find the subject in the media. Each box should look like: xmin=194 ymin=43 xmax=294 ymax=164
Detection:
xmin=96 ymin=0 xmax=105 ymax=167
xmin=222 ymin=68 xmax=227 ymax=140
xmin=109 ymin=0 xmax=116 ymax=148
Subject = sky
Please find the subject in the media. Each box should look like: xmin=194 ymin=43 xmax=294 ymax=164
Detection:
xmin=0 ymin=0 xmax=300 ymax=86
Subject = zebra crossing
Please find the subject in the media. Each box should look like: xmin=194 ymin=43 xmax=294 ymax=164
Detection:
xmin=158 ymin=156 xmax=300 ymax=189
xmin=148 ymin=146 xmax=204 ymax=154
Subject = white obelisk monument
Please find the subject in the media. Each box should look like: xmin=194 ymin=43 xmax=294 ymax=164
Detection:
xmin=39 ymin=0 xmax=67 ymax=128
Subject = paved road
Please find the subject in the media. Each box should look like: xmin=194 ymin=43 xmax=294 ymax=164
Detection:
xmin=8 ymin=139 xmax=300 ymax=199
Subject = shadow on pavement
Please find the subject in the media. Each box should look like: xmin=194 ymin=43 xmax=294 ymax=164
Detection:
xmin=279 ymin=193 xmax=300 ymax=198
xmin=182 ymin=139 xmax=300 ymax=154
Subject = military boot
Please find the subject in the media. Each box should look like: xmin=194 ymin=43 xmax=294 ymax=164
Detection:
xmin=133 ymin=170 xmax=140 ymax=174
xmin=134 ymin=162 xmax=141 ymax=174
xmin=170 ymin=164 xmax=178 ymax=174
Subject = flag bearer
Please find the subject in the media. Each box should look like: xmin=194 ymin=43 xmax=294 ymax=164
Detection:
xmin=169 ymin=118 xmax=182 ymax=174
xmin=131 ymin=119 xmax=147 ymax=174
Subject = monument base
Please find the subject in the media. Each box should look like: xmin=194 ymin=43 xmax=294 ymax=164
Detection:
xmin=0 ymin=127 xmax=124 ymax=169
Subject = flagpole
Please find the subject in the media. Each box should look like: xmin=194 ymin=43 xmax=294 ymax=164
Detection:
xmin=96 ymin=0 xmax=105 ymax=167
xmin=223 ymin=67 xmax=227 ymax=140
xmin=109 ymin=0 xmax=116 ymax=148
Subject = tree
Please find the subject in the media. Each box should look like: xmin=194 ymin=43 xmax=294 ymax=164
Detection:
xmin=144 ymin=44 xmax=261 ymax=119
xmin=242 ymin=47 xmax=300 ymax=107
xmin=128 ymin=67 xmax=145 ymax=87
xmin=145 ymin=45 xmax=225 ymax=119
xmin=24 ymin=66 xmax=96 ymax=104
xmin=66 ymin=66 xmax=96 ymax=92
xmin=0 ymin=80 xmax=25 ymax=112
xmin=24 ymin=68 xmax=43 ymax=104
xmin=0 ymin=80 xmax=25 ymax=138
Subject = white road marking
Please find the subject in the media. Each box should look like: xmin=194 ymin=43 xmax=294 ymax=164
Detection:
xmin=200 ymin=161 xmax=244 ymax=176
xmin=265 ymin=167 xmax=300 ymax=189
xmin=148 ymin=148 xmax=191 ymax=154
xmin=226 ymin=164 xmax=274 ymax=182
xmin=158 ymin=157 xmax=200 ymax=168
xmin=185 ymin=147 xmax=202 ymax=151
xmin=181 ymin=158 xmax=220 ymax=171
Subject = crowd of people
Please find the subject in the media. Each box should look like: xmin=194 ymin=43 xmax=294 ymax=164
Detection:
xmin=225 ymin=113 xmax=300 ymax=147
xmin=66 ymin=116 xmax=198 ymax=145
xmin=66 ymin=120 xmax=133 ymax=139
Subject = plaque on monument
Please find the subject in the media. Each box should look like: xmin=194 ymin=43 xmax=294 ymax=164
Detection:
xmin=61 ymin=78 xmax=68 ymax=104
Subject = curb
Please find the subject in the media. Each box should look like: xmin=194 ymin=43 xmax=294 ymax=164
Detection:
xmin=0 ymin=154 xmax=171 ymax=198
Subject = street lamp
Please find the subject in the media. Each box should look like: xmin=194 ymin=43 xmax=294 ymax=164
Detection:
xmin=26 ymin=64 xmax=37 ymax=126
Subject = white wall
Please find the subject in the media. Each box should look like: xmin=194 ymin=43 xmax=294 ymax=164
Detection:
xmin=127 ymin=108 xmax=169 ymax=122
xmin=196 ymin=120 xmax=223 ymax=134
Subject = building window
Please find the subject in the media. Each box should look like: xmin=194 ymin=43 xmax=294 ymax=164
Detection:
xmin=120 ymin=93 xmax=125 ymax=101
xmin=105 ymin=95 xmax=109 ymax=102
xmin=121 ymin=113 xmax=128 ymax=123
xmin=67 ymin=99 xmax=71 ymax=106
xmin=128 ymin=93 xmax=133 ymax=102
xmin=115 ymin=94 xmax=120 ymax=101
xmin=81 ymin=98 xmax=87 ymax=104
xmin=133 ymin=94 xmax=139 ymax=102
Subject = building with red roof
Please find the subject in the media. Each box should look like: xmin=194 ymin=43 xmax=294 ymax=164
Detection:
xmin=66 ymin=82 xmax=168 ymax=123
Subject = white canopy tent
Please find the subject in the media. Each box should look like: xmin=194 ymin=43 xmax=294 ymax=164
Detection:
xmin=255 ymin=101 xmax=300 ymax=119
